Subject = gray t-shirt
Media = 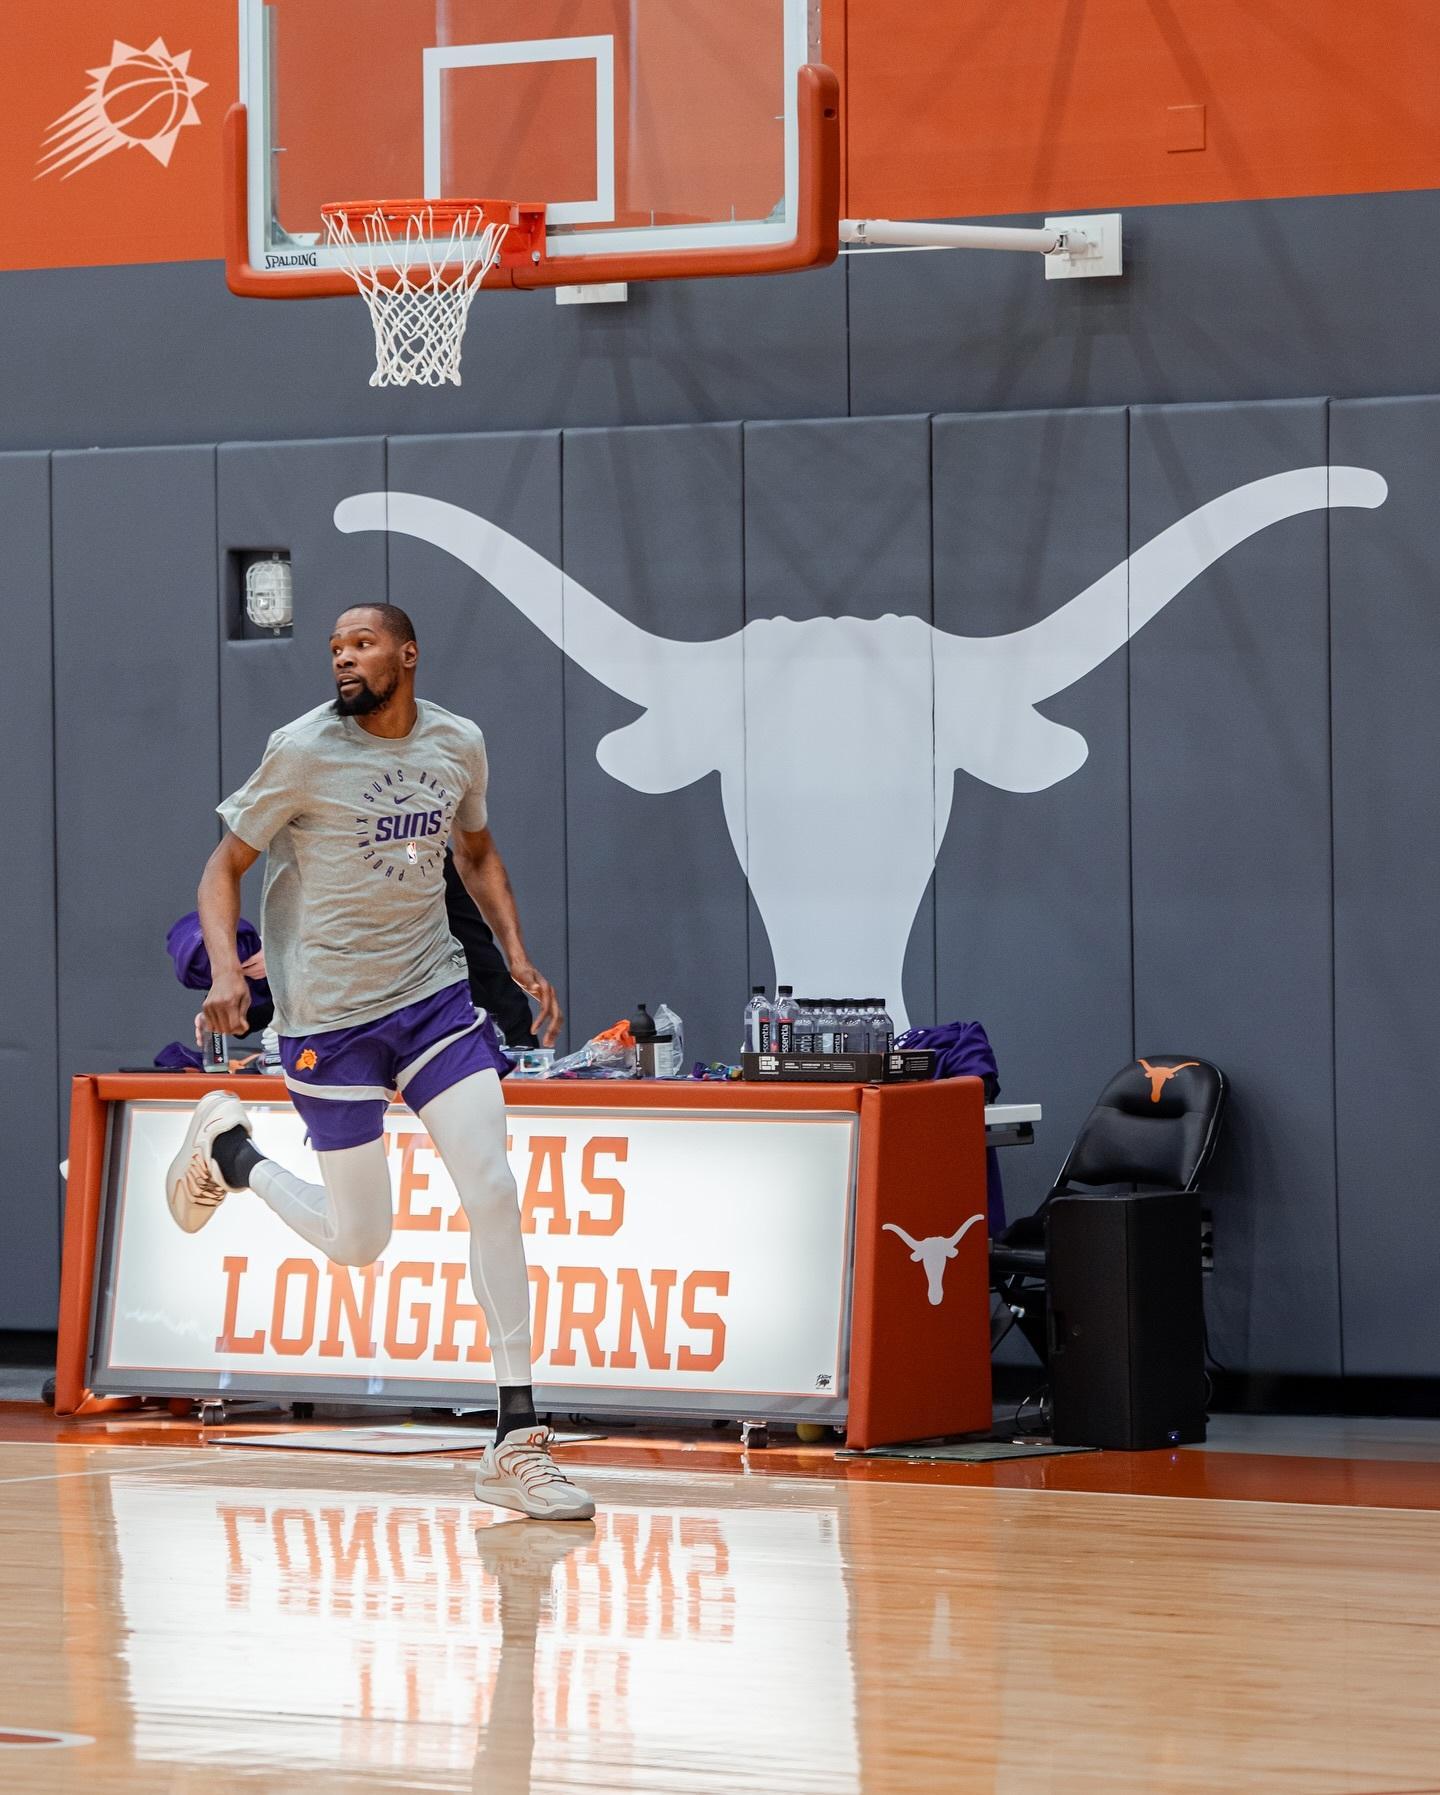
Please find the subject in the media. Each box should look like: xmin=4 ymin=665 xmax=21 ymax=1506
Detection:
xmin=218 ymin=700 xmax=490 ymax=1035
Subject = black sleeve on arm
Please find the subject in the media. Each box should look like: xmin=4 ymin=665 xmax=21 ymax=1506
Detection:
xmin=443 ymin=851 xmax=538 ymax=1047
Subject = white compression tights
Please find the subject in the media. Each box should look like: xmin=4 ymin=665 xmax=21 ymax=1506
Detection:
xmin=247 ymin=1068 xmax=533 ymax=1385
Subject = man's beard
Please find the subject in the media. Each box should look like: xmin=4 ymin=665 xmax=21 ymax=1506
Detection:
xmin=333 ymin=672 xmax=398 ymax=716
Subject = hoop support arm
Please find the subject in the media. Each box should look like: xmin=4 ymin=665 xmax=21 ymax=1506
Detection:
xmin=839 ymin=212 xmax=1125 ymax=279
xmin=225 ymin=64 xmax=841 ymax=299
xmin=841 ymin=218 xmax=1081 ymax=255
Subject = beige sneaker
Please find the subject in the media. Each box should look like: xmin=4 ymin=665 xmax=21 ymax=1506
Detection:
xmin=473 ymin=1426 xmax=596 ymax=1520
xmin=164 ymin=1089 xmax=251 ymax=1233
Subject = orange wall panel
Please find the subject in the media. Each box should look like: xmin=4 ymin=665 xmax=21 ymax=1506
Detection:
xmin=3 ymin=2 xmax=1438 ymax=274
xmin=845 ymin=0 xmax=1440 ymax=219
xmin=0 ymin=1 xmax=232 ymax=271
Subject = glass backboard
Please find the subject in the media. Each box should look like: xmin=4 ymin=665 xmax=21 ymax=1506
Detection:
xmin=231 ymin=0 xmax=836 ymax=293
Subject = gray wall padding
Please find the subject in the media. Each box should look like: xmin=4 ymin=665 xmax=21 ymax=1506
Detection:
xmin=1129 ymin=400 xmax=1340 ymax=1376
xmin=52 ymin=445 xmax=222 ymax=1126
xmin=0 ymin=454 xmax=59 ymax=1325
xmin=559 ymin=423 xmax=748 ymax=1065
xmin=1330 ymin=396 xmax=1440 ymax=1378
xmin=932 ymin=408 xmax=1134 ymax=1226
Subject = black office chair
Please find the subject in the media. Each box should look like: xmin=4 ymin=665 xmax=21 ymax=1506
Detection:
xmin=991 ymin=1056 xmax=1227 ymax=1363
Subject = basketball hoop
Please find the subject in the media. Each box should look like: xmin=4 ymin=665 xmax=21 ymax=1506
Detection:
xmin=320 ymin=198 xmax=514 ymax=387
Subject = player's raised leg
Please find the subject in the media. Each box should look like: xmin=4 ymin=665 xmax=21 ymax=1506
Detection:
xmin=165 ymin=1092 xmax=395 ymax=1264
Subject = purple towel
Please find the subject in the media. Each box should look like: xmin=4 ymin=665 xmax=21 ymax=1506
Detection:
xmin=166 ymin=910 xmax=270 ymax=1002
xmin=894 ymin=1019 xmax=1006 ymax=1232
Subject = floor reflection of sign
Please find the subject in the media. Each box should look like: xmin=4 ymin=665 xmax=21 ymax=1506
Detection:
xmin=108 ymin=1473 xmax=860 ymax=1788
xmin=101 ymin=1100 xmax=855 ymax=1397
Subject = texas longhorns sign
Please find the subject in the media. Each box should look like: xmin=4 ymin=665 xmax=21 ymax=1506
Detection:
xmin=335 ymin=466 xmax=1386 ymax=1025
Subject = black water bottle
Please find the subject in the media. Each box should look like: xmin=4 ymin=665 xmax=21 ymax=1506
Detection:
xmin=630 ymin=1002 xmax=669 ymax=1077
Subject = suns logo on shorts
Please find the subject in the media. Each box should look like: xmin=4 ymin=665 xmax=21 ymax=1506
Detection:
xmin=296 ymin=1048 xmax=318 ymax=1072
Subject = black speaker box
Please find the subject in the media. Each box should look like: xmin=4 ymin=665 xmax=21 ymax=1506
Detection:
xmin=1046 ymin=1191 xmax=1207 ymax=1450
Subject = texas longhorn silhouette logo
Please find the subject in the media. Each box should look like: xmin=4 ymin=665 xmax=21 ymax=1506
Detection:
xmin=335 ymin=466 xmax=1386 ymax=1025
xmin=883 ymin=1216 xmax=988 ymax=1306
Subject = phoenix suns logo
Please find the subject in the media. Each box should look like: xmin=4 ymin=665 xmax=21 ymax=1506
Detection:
xmin=37 ymin=38 xmax=206 ymax=180
xmin=354 ymin=768 xmax=455 ymax=879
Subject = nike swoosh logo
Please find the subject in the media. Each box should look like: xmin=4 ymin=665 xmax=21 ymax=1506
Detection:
xmin=392 ymin=792 xmax=425 ymax=806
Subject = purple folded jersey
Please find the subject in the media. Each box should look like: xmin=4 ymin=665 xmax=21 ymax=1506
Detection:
xmin=893 ymin=1018 xmax=999 ymax=1090
xmin=893 ymin=1019 xmax=1006 ymax=1232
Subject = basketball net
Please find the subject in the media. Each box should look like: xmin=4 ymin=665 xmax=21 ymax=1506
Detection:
xmin=320 ymin=200 xmax=509 ymax=388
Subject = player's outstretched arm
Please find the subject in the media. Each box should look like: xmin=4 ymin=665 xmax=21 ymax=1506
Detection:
xmin=198 ymin=830 xmax=261 ymax=1038
xmin=451 ymin=826 xmax=564 ymax=1046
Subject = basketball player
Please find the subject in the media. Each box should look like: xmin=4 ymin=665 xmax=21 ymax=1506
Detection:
xmin=164 ymin=603 xmax=593 ymax=1521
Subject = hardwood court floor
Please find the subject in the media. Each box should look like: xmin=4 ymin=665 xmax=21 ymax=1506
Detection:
xmin=2 ymin=1427 xmax=1440 ymax=1792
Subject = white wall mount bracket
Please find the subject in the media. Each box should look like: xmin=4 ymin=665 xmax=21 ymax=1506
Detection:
xmin=1042 ymin=212 xmax=1123 ymax=280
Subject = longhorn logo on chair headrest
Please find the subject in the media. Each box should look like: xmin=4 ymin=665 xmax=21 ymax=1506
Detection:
xmin=1137 ymin=1059 xmax=1199 ymax=1103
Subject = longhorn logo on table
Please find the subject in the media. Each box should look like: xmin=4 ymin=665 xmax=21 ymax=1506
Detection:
xmin=882 ymin=1215 xmax=987 ymax=1306
xmin=335 ymin=466 xmax=1386 ymax=1026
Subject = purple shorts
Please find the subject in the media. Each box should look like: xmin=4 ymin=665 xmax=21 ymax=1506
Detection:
xmin=280 ymin=982 xmax=508 ymax=1152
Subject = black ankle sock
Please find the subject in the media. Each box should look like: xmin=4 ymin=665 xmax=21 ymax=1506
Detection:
xmin=213 ymin=1125 xmax=266 ymax=1191
xmin=496 ymin=1386 xmax=538 ymax=1442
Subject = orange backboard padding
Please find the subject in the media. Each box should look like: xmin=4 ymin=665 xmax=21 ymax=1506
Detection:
xmin=224 ymin=65 xmax=840 ymax=297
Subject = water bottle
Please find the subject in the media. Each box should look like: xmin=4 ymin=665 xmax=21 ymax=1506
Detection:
xmin=202 ymin=1030 xmax=228 ymax=1073
xmin=813 ymin=999 xmax=834 ymax=1054
xmin=793 ymin=997 xmax=815 ymax=1053
xmin=743 ymin=986 xmax=772 ymax=1053
xmin=874 ymin=1000 xmax=894 ymax=1054
xmin=774 ymin=985 xmax=797 ymax=1052
xmin=654 ymin=1003 xmax=684 ymax=1077
xmin=260 ymin=1024 xmax=281 ymax=1069
xmin=630 ymin=1002 xmax=666 ymax=1077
